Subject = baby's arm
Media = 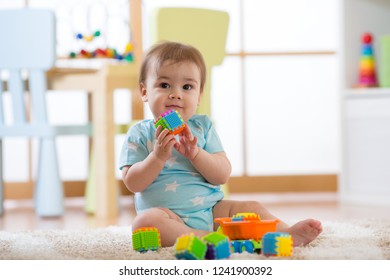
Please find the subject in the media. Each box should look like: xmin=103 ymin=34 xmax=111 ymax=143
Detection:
xmin=191 ymin=150 xmax=231 ymax=185
xmin=122 ymin=127 xmax=176 ymax=193
xmin=174 ymin=125 xmax=231 ymax=185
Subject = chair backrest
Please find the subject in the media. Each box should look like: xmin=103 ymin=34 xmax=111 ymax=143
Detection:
xmin=0 ymin=9 xmax=55 ymax=134
xmin=0 ymin=9 xmax=64 ymax=217
xmin=150 ymin=8 xmax=229 ymax=115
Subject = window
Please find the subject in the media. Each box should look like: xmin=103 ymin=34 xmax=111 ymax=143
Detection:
xmin=142 ymin=0 xmax=340 ymax=176
xmin=1 ymin=0 xmax=341 ymax=184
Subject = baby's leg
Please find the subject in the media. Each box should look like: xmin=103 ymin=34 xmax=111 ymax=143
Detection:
xmin=213 ymin=200 xmax=322 ymax=246
xmin=132 ymin=207 xmax=208 ymax=247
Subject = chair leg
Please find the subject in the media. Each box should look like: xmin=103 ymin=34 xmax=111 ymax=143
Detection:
xmin=84 ymin=147 xmax=96 ymax=214
xmin=0 ymin=140 xmax=4 ymax=216
xmin=84 ymin=144 xmax=121 ymax=215
xmin=35 ymin=137 xmax=64 ymax=216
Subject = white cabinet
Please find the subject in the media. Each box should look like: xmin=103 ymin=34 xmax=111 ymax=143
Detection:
xmin=340 ymin=0 xmax=390 ymax=205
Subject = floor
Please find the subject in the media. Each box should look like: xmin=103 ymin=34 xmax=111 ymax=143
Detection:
xmin=1 ymin=192 xmax=390 ymax=231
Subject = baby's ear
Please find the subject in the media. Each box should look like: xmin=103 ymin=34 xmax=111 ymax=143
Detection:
xmin=140 ymin=83 xmax=148 ymax=102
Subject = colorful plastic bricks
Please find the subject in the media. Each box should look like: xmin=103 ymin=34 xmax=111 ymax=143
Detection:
xmin=154 ymin=109 xmax=186 ymax=135
xmin=215 ymin=214 xmax=278 ymax=240
xmin=175 ymin=233 xmax=207 ymax=260
xmin=132 ymin=227 xmax=161 ymax=252
xmin=174 ymin=232 xmax=231 ymax=260
xmin=203 ymin=232 xmax=231 ymax=259
xmin=231 ymin=240 xmax=258 ymax=253
xmin=262 ymin=232 xmax=293 ymax=257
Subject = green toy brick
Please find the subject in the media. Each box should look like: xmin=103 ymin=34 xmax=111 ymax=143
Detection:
xmin=202 ymin=232 xmax=231 ymax=259
xmin=132 ymin=227 xmax=161 ymax=252
xmin=175 ymin=233 xmax=207 ymax=260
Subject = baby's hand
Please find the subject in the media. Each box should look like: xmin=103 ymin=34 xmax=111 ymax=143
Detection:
xmin=154 ymin=126 xmax=176 ymax=162
xmin=174 ymin=125 xmax=199 ymax=160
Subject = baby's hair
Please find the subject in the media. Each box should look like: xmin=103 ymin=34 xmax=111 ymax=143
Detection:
xmin=139 ymin=41 xmax=206 ymax=92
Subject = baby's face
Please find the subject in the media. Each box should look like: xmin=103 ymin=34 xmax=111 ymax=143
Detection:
xmin=140 ymin=60 xmax=202 ymax=122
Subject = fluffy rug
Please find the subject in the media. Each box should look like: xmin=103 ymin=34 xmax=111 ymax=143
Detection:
xmin=1 ymin=219 xmax=389 ymax=260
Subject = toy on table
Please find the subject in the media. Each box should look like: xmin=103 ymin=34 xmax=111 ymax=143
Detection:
xmin=132 ymin=227 xmax=161 ymax=252
xmin=69 ymin=42 xmax=134 ymax=62
xmin=76 ymin=30 xmax=101 ymax=42
xmin=154 ymin=109 xmax=186 ymax=135
xmin=356 ymin=32 xmax=378 ymax=87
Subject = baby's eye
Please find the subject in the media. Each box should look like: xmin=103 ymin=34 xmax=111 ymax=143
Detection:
xmin=183 ymin=84 xmax=192 ymax=90
xmin=160 ymin=83 xmax=170 ymax=89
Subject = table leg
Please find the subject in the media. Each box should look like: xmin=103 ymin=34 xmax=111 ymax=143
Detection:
xmin=92 ymin=72 xmax=118 ymax=219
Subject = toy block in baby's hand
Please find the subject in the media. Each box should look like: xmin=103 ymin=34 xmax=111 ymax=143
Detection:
xmin=154 ymin=109 xmax=186 ymax=135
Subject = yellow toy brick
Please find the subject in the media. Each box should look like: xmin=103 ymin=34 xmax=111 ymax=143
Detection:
xmin=174 ymin=233 xmax=207 ymax=260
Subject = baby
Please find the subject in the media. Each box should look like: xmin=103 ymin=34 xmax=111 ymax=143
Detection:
xmin=120 ymin=41 xmax=322 ymax=247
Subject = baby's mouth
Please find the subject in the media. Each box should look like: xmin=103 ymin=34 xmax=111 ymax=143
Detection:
xmin=166 ymin=105 xmax=183 ymax=109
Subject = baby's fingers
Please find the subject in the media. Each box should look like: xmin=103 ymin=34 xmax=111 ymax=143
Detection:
xmin=155 ymin=125 xmax=163 ymax=137
xmin=190 ymin=136 xmax=198 ymax=146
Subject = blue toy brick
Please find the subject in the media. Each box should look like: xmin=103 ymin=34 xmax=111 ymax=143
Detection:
xmin=154 ymin=110 xmax=185 ymax=135
xmin=164 ymin=111 xmax=183 ymax=129
xmin=262 ymin=232 xmax=292 ymax=257
xmin=231 ymin=240 xmax=255 ymax=253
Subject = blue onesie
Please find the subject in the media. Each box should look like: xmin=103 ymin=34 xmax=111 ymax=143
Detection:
xmin=119 ymin=114 xmax=225 ymax=231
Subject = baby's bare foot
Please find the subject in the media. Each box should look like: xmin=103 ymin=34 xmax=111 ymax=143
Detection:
xmin=285 ymin=219 xmax=322 ymax=246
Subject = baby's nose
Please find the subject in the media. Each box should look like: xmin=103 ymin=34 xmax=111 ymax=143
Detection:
xmin=169 ymin=90 xmax=182 ymax=99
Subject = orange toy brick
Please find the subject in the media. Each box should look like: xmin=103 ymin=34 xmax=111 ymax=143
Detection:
xmin=215 ymin=214 xmax=279 ymax=240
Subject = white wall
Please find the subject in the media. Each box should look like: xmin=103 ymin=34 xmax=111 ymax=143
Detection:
xmin=1 ymin=0 xmax=341 ymax=181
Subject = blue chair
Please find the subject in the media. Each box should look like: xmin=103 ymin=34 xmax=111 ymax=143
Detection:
xmin=0 ymin=9 xmax=91 ymax=216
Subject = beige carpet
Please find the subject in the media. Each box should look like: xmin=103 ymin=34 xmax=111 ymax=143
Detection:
xmin=1 ymin=219 xmax=389 ymax=260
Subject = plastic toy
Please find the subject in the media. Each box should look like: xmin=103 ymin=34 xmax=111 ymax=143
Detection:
xmin=76 ymin=30 xmax=101 ymax=42
xmin=215 ymin=212 xmax=293 ymax=257
xmin=357 ymin=32 xmax=378 ymax=87
xmin=174 ymin=212 xmax=293 ymax=259
xmin=231 ymin=240 xmax=258 ymax=253
xmin=175 ymin=233 xmax=207 ymax=260
xmin=69 ymin=43 xmax=134 ymax=62
xmin=154 ymin=109 xmax=186 ymax=135
xmin=262 ymin=232 xmax=293 ymax=257
xmin=132 ymin=227 xmax=161 ymax=252
xmin=215 ymin=213 xmax=278 ymax=240
xmin=202 ymin=232 xmax=231 ymax=259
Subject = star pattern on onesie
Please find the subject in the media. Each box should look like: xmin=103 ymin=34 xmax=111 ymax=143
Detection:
xmin=191 ymin=196 xmax=205 ymax=206
xmin=166 ymin=156 xmax=178 ymax=167
xmin=165 ymin=181 xmax=180 ymax=192
xmin=127 ymin=142 xmax=138 ymax=151
xmin=147 ymin=140 xmax=154 ymax=153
